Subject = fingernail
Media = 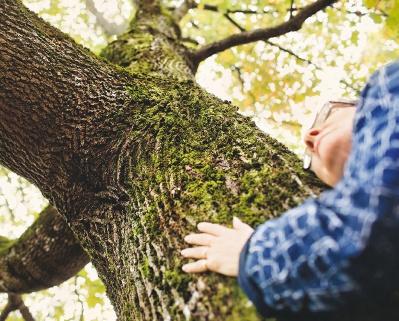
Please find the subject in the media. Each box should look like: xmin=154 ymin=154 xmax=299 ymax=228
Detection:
xmin=184 ymin=235 xmax=191 ymax=242
xmin=182 ymin=265 xmax=188 ymax=272
xmin=181 ymin=249 xmax=187 ymax=256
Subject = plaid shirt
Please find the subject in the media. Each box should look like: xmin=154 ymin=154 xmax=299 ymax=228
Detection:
xmin=238 ymin=61 xmax=399 ymax=318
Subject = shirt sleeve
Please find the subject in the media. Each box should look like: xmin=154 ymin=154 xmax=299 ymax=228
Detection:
xmin=238 ymin=60 xmax=399 ymax=318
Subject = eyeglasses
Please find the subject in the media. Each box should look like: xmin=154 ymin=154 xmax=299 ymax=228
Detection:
xmin=303 ymin=99 xmax=358 ymax=170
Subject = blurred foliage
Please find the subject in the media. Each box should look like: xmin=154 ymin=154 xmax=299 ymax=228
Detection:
xmin=364 ymin=0 xmax=399 ymax=40
xmin=1 ymin=0 xmax=399 ymax=320
xmin=182 ymin=0 xmax=399 ymax=151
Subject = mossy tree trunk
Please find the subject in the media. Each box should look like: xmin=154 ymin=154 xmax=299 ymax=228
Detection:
xmin=0 ymin=1 xmax=327 ymax=320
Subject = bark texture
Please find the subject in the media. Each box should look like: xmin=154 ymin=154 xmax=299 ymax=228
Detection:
xmin=0 ymin=2 xmax=322 ymax=319
xmin=1 ymin=1 xmax=396 ymax=321
xmin=0 ymin=206 xmax=88 ymax=293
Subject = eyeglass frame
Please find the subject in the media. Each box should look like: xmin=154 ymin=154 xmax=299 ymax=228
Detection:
xmin=303 ymin=99 xmax=358 ymax=170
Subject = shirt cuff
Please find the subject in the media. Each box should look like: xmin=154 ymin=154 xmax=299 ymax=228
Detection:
xmin=237 ymin=234 xmax=271 ymax=318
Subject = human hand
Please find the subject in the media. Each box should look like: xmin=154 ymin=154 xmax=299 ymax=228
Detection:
xmin=181 ymin=217 xmax=254 ymax=277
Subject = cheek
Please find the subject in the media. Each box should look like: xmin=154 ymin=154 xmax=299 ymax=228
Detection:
xmin=319 ymin=140 xmax=339 ymax=170
xmin=310 ymin=156 xmax=329 ymax=181
xmin=319 ymin=134 xmax=352 ymax=177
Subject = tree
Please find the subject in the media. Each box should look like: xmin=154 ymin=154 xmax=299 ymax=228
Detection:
xmin=0 ymin=0 xmax=398 ymax=320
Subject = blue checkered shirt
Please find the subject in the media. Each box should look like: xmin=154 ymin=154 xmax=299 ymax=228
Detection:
xmin=238 ymin=61 xmax=399 ymax=318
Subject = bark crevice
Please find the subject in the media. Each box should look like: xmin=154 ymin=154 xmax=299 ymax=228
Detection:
xmin=4 ymin=1 xmax=391 ymax=321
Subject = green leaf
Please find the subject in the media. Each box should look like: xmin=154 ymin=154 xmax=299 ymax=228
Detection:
xmin=370 ymin=12 xmax=383 ymax=24
xmin=364 ymin=0 xmax=379 ymax=8
xmin=87 ymin=292 xmax=104 ymax=308
xmin=54 ymin=305 xmax=65 ymax=320
xmin=350 ymin=31 xmax=359 ymax=44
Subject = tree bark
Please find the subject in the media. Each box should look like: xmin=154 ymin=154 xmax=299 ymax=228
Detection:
xmin=3 ymin=1 xmax=394 ymax=321
xmin=0 ymin=1 xmax=322 ymax=320
xmin=0 ymin=206 xmax=88 ymax=293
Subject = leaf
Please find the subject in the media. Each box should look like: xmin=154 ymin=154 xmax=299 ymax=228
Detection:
xmin=370 ymin=12 xmax=383 ymax=23
xmin=350 ymin=30 xmax=359 ymax=45
xmin=87 ymin=292 xmax=104 ymax=308
xmin=364 ymin=0 xmax=379 ymax=8
xmin=54 ymin=305 xmax=65 ymax=320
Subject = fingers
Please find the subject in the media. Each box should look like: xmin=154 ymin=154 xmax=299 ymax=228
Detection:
xmin=182 ymin=259 xmax=208 ymax=273
xmin=184 ymin=233 xmax=216 ymax=246
xmin=232 ymin=217 xmax=254 ymax=233
xmin=197 ymin=222 xmax=230 ymax=236
xmin=181 ymin=246 xmax=208 ymax=259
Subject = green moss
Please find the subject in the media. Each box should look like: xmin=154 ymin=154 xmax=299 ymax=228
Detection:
xmin=0 ymin=236 xmax=14 ymax=254
xmin=226 ymin=289 xmax=261 ymax=321
xmin=116 ymin=75 xmax=327 ymax=320
xmin=101 ymin=31 xmax=154 ymax=69
xmin=143 ymin=207 xmax=161 ymax=235
xmin=139 ymin=257 xmax=150 ymax=278
xmin=163 ymin=269 xmax=190 ymax=291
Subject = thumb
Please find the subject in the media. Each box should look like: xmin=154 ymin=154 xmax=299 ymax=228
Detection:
xmin=233 ymin=216 xmax=253 ymax=232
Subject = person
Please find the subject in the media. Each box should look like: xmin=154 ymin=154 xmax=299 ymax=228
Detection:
xmin=180 ymin=61 xmax=399 ymax=319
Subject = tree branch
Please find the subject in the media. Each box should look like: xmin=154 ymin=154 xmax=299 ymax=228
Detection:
xmin=170 ymin=2 xmax=274 ymax=15
xmin=17 ymin=299 xmax=35 ymax=321
xmin=0 ymin=294 xmax=35 ymax=321
xmin=191 ymin=0 xmax=338 ymax=65
xmin=0 ymin=206 xmax=89 ymax=294
xmin=289 ymin=0 xmax=295 ymax=19
xmin=0 ymin=298 xmax=13 ymax=321
xmin=232 ymin=65 xmax=256 ymax=103
xmin=223 ymin=13 xmax=244 ymax=32
xmin=223 ymin=13 xmax=361 ymax=95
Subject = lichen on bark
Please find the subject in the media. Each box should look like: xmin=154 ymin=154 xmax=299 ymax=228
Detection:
xmin=73 ymin=74 xmax=326 ymax=320
xmin=0 ymin=1 xmax=326 ymax=320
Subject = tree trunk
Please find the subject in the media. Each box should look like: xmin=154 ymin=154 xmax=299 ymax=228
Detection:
xmin=0 ymin=1 xmax=330 ymax=320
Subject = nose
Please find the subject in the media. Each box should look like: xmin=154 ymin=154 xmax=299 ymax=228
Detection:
xmin=304 ymin=128 xmax=320 ymax=151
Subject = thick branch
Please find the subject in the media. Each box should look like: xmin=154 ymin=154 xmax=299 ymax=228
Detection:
xmin=223 ymin=11 xmax=361 ymax=95
xmin=170 ymin=3 xmax=273 ymax=16
xmin=192 ymin=0 xmax=338 ymax=65
xmin=101 ymin=1 xmax=194 ymax=78
xmin=0 ymin=206 xmax=89 ymax=293
xmin=0 ymin=0 xmax=136 ymax=208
